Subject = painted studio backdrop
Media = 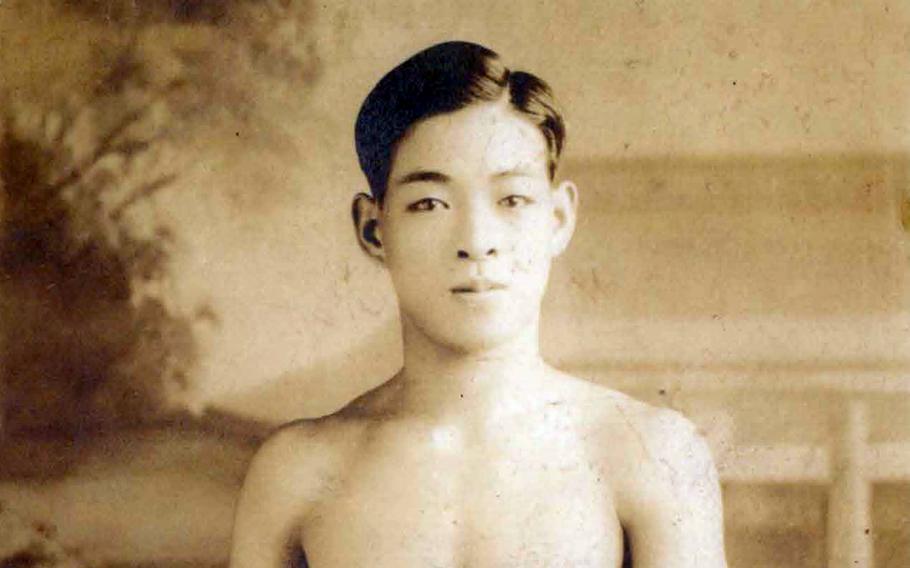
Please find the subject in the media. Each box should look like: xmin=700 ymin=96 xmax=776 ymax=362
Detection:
xmin=1 ymin=1 xmax=909 ymax=567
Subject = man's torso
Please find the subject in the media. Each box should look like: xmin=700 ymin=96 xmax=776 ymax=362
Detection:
xmin=297 ymin=378 xmax=635 ymax=567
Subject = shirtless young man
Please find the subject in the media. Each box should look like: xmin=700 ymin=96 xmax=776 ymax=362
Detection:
xmin=229 ymin=41 xmax=727 ymax=567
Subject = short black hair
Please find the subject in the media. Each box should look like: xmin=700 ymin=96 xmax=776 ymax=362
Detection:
xmin=355 ymin=41 xmax=565 ymax=202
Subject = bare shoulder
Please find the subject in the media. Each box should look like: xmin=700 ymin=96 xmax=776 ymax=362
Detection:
xmin=241 ymin=415 xmax=367 ymax=513
xmin=230 ymin=413 xmax=373 ymax=566
xmin=543 ymin=370 xmax=672 ymax=440
xmin=554 ymin=374 xmax=726 ymax=566
xmin=247 ymin=375 xmax=402 ymax=473
xmin=600 ymin=392 xmax=714 ymax=490
xmin=554 ymin=374 xmax=707 ymax=466
xmin=548 ymin=371 xmax=718 ymax=503
xmin=242 ymin=374 xmax=405 ymax=488
xmin=605 ymin=393 xmax=709 ymax=469
xmin=251 ymin=415 xmax=367 ymax=477
xmin=623 ymin=403 xmax=719 ymax=503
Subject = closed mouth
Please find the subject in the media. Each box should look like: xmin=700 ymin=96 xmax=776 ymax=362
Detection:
xmin=451 ymin=281 xmax=507 ymax=294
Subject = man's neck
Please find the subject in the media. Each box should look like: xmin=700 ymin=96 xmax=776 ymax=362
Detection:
xmin=395 ymin=318 xmax=551 ymax=421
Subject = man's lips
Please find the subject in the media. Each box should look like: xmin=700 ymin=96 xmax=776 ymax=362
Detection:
xmin=450 ymin=279 xmax=507 ymax=293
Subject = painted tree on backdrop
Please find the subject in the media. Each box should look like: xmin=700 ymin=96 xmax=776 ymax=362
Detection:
xmin=0 ymin=0 xmax=321 ymax=436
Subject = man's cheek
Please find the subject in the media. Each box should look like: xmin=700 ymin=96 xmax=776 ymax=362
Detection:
xmin=511 ymin=239 xmax=550 ymax=273
xmin=510 ymin=252 xmax=547 ymax=281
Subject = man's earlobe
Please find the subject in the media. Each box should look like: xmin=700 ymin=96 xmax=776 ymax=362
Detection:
xmin=352 ymin=192 xmax=384 ymax=260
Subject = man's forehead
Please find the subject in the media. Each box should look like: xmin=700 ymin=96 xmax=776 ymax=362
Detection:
xmin=391 ymin=103 xmax=549 ymax=177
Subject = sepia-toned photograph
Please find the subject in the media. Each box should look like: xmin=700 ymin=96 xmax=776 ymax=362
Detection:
xmin=1 ymin=1 xmax=908 ymax=567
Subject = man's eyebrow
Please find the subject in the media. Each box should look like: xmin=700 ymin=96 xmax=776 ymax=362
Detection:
xmin=491 ymin=166 xmax=537 ymax=179
xmin=393 ymin=170 xmax=450 ymax=186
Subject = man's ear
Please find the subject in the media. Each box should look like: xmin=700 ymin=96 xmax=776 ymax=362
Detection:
xmin=352 ymin=192 xmax=384 ymax=261
xmin=550 ymin=180 xmax=578 ymax=257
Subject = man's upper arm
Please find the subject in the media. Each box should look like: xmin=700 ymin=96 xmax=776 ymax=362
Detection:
xmin=619 ymin=409 xmax=727 ymax=568
xmin=229 ymin=424 xmax=325 ymax=568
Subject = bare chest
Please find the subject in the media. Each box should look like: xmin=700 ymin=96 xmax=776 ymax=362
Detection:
xmin=302 ymin=422 xmax=623 ymax=567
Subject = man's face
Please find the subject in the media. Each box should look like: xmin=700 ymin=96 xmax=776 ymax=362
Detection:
xmin=370 ymin=101 xmax=576 ymax=352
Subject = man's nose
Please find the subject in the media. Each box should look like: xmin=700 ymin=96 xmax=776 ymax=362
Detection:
xmin=455 ymin=204 xmax=501 ymax=261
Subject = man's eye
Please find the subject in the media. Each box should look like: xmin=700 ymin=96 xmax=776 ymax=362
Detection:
xmin=407 ymin=198 xmax=449 ymax=212
xmin=499 ymin=195 xmax=532 ymax=208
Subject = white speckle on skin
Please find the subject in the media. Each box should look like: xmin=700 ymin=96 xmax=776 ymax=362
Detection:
xmin=430 ymin=425 xmax=462 ymax=452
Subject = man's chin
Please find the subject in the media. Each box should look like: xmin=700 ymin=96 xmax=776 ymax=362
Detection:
xmin=431 ymin=322 xmax=531 ymax=355
xmin=402 ymin=305 xmax=538 ymax=353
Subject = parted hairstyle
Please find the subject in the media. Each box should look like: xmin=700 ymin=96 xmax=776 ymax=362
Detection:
xmin=354 ymin=41 xmax=566 ymax=203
